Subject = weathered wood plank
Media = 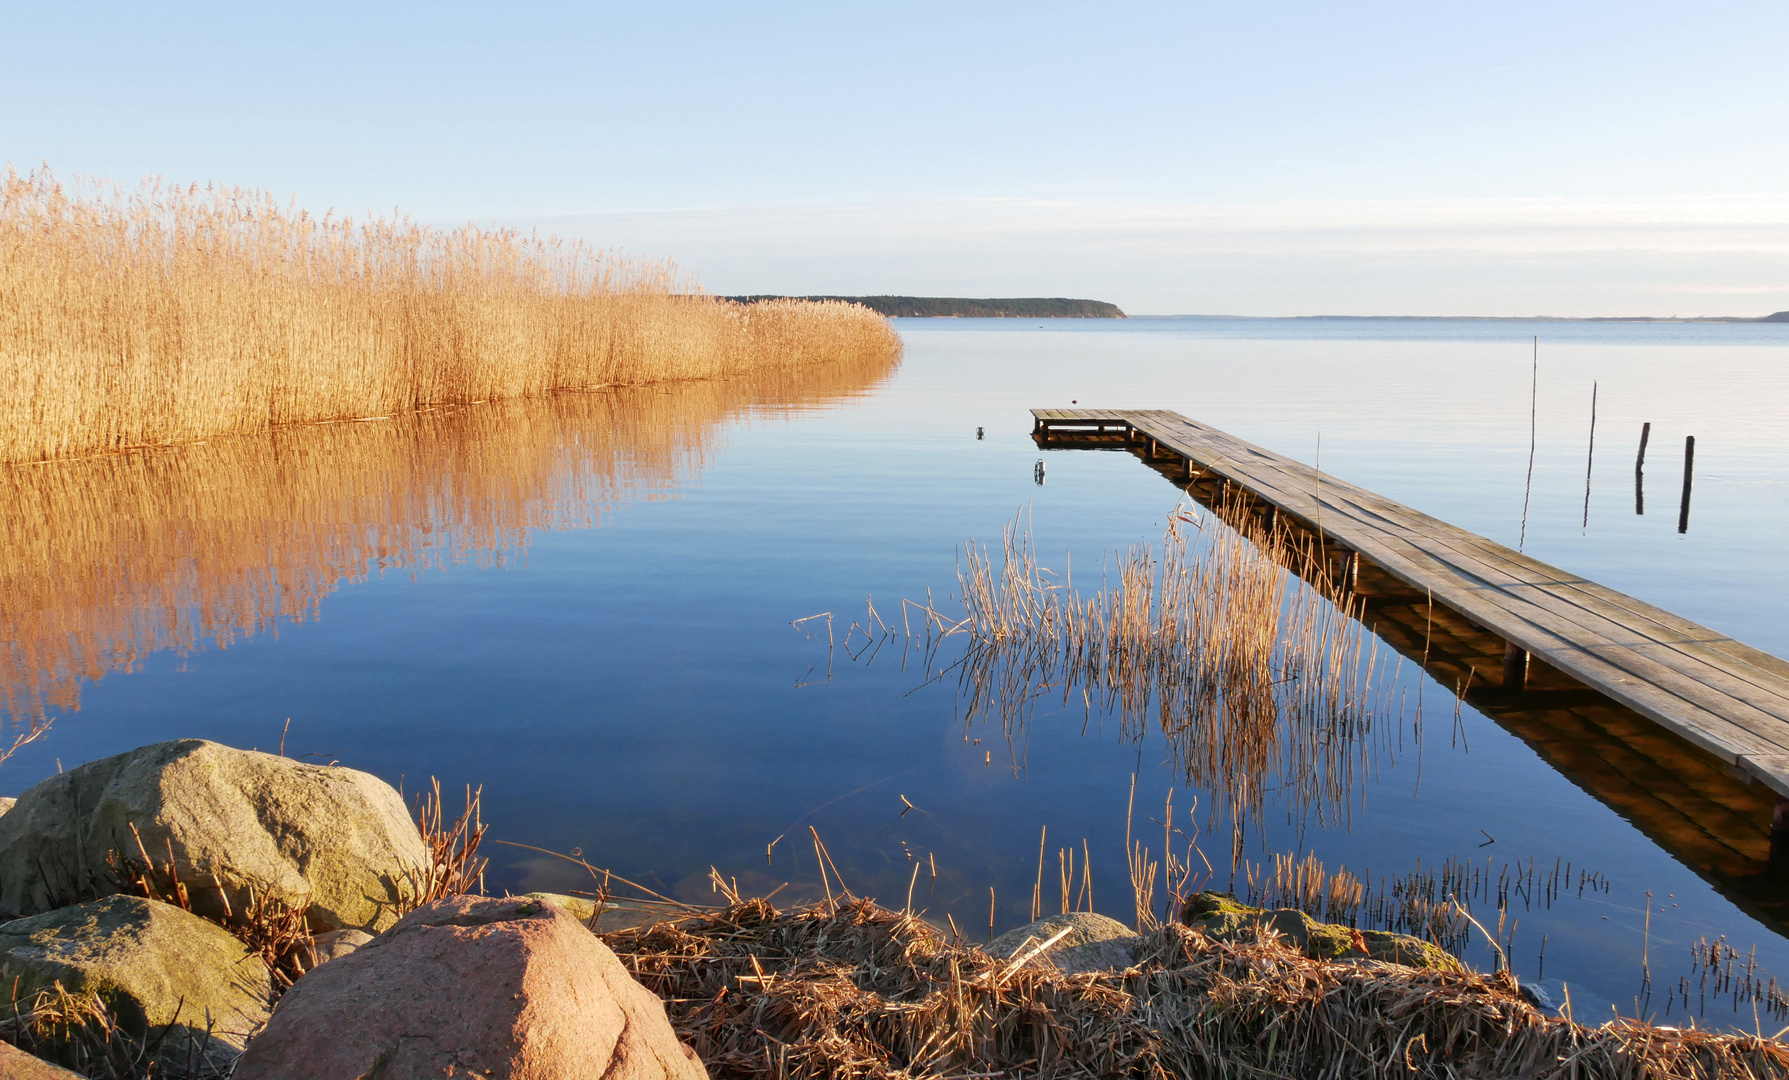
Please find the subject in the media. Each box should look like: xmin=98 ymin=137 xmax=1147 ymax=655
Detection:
xmin=1038 ymin=408 xmax=1789 ymax=796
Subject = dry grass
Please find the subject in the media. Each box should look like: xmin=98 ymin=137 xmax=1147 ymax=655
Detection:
xmin=0 ymin=984 xmax=235 ymax=1079
xmin=409 ymin=778 xmax=491 ymax=907
xmin=0 ymin=167 xmax=902 ymax=464
xmin=901 ymin=498 xmax=1395 ymax=839
xmin=0 ymin=359 xmax=895 ymax=725
xmin=606 ymin=893 xmax=1789 ymax=1080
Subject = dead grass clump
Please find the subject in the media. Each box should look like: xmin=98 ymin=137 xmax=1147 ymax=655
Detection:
xmin=108 ymin=825 xmax=318 ymax=993
xmin=0 ymin=168 xmax=903 ymax=465
xmin=0 ymin=983 xmax=234 ymax=1079
xmin=408 ymin=778 xmax=490 ymax=907
xmin=605 ymin=895 xmax=1789 ymax=1079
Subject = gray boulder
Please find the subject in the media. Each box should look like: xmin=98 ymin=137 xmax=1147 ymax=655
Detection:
xmin=234 ymin=895 xmax=706 ymax=1079
xmin=0 ymin=740 xmax=428 ymax=932
xmin=303 ymin=928 xmax=374 ymax=970
xmin=987 ymin=912 xmax=1143 ymax=974
xmin=0 ymin=894 xmax=271 ymax=1056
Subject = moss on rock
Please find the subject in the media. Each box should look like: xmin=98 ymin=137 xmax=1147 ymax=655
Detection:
xmin=1178 ymin=890 xmax=1463 ymax=973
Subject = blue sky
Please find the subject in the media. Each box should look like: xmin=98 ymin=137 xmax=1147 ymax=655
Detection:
xmin=4 ymin=2 xmax=1786 ymax=315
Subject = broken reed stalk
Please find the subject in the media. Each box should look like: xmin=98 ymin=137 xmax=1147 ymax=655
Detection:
xmin=106 ymin=825 xmax=318 ymax=995
xmin=604 ymin=893 xmax=1789 ymax=1080
xmin=410 ymin=778 xmax=490 ymax=906
xmin=0 ymin=168 xmax=903 ymax=465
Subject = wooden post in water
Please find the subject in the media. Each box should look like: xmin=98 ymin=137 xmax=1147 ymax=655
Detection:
xmin=1581 ymin=382 xmax=1597 ymax=529
xmin=1503 ymin=641 xmax=1530 ymax=691
xmin=1772 ymin=797 xmax=1789 ymax=873
xmin=1677 ymin=435 xmax=1695 ymax=534
xmin=1635 ymin=422 xmax=1650 ymax=515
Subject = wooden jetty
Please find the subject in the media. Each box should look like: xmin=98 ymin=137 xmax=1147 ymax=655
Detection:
xmin=1033 ymin=408 xmax=1789 ymax=850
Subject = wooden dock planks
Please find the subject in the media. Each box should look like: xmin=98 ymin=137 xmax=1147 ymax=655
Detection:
xmin=1034 ymin=408 xmax=1789 ymax=799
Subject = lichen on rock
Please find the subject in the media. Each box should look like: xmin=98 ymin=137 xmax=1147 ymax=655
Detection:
xmin=0 ymin=894 xmax=272 ymax=1058
xmin=0 ymin=739 xmax=428 ymax=932
xmin=1179 ymin=890 xmax=1464 ymax=973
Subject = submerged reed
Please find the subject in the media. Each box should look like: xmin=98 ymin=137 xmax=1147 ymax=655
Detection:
xmin=0 ymin=168 xmax=902 ymax=464
xmin=895 ymin=496 xmax=1396 ymax=836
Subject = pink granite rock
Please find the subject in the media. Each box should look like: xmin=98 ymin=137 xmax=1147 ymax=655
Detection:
xmin=0 ymin=1042 xmax=85 ymax=1079
xmin=233 ymin=895 xmax=705 ymax=1080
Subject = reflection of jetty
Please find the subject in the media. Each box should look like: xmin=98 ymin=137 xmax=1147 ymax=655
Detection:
xmin=1034 ymin=408 xmax=1789 ymax=923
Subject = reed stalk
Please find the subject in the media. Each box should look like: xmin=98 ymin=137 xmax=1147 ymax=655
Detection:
xmin=912 ymin=494 xmax=1394 ymax=837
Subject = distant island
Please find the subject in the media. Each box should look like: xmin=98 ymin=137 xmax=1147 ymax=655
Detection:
xmin=728 ymin=296 xmax=1126 ymax=318
xmin=1151 ymin=311 xmax=1789 ymax=323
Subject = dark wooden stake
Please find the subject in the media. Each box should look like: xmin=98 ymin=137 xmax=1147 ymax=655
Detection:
xmin=1677 ymin=435 xmax=1695 ymax=534
xmin=1771 ymin=797 xmax=1789 ymax=873
xmin=1635 ymin=421 xmax=1650 ymax=515
xmin=1503 ymin=640 xmax=1529 ymax=691
xmin=1581 ymin=381 xmax=1597 ymax=529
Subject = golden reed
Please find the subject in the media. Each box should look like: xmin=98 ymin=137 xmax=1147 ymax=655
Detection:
xmin=0 ymin=168 xmax=902 ymax=464
xmin=0 ymin=359 xmax=899 ymax=723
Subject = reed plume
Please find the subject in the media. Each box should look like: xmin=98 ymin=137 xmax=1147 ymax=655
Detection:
xmin=0 ymin=168 xmax=902 ymax=464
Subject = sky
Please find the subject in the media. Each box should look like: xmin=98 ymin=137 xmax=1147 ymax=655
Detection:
xmin=3 ymin=2 xmax=1786 ymax=316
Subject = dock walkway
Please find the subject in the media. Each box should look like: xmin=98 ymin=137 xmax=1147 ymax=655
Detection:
xmin=1033 ymin=408 xmax=1789 ymax=802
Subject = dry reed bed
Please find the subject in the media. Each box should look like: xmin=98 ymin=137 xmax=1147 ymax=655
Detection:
xmin=0 ymin=169 xmax=902 ymax=464
xmin=0 ymin=358 xmax=897 ymax=723
xmin=906 ymin=501 xmax=1395 ymax=838
xmin=608 ymin=894 xmax=1789 ymax=1080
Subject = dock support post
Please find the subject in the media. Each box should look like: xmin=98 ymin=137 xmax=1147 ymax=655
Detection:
xmin=1503 ymin=641 xmax=1529 ymax=691
xmin=1772 ymin=798 xmax=1789 ymax=873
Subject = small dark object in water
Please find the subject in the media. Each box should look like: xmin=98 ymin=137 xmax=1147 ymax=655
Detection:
xmin=976 ymin=426 xmax=984 ymax=440
xmin=1678 ymin=435 xmax=1695 ymax=534
xmin=1033 ymin=459 xmax=1046 ymax=486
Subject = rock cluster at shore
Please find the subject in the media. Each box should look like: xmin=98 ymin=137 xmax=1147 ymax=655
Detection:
xmin=0 ymin=740 xmax=706 ymax=1078
xmin=0 ymin=738 xmax=1484 ymax=1078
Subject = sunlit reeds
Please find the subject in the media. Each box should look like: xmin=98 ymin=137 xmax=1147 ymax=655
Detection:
xmin=0 ymin=358 xmax=897 ymax=724
xmin=0 ymin=168 xmax=902 ymax=464
xmin=892 ymin=497 xmax=1398 ymax=836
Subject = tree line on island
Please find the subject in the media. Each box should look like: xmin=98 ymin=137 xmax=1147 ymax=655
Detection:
xmin=727 ymin=295 xmax=1126 ymax=318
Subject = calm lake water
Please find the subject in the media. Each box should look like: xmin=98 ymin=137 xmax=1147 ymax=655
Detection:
xmin=5 ymin=317 xmax=1789 ymax=1025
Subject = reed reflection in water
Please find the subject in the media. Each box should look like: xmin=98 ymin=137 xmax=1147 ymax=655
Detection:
xmin=889 ymin=498 xmax=1403 ymax=850
xmin=0 ymin=356 xmax=899 ymax=724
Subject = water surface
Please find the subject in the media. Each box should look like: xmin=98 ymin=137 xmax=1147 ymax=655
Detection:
xmin=5 ymin=318 xmax=1789 ymax=1026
